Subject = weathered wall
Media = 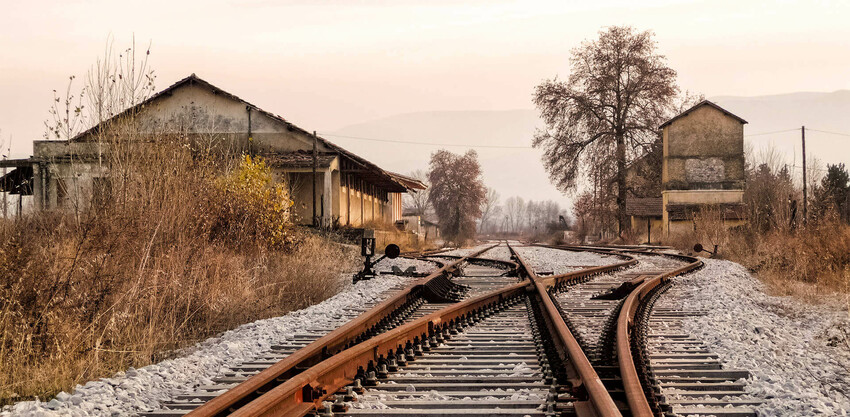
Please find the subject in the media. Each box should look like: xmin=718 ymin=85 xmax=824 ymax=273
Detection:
xmin=661 ymin=104 xmax=747 ymax=236
xmin=94 ymin=83 xmax=328 ymax=155
xmin=662 ymin=105 xmax=745 ymax=191
xmin=629 ymin=215 xmax=663 ymax=244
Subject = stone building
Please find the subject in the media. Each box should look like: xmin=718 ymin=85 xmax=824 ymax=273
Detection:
xmin=625 ymin=197 xmax=663 ymax=243
xmin=659 ymin=100 xmax=747 ymax=235
xmin=0 ymin=74 xmax=424 ymax=226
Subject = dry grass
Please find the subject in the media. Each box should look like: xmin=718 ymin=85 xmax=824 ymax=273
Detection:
xmin=0 ymin=141 xmax=358 ymax=405
xmin=664 ymin=213 xmax=850 ymax=301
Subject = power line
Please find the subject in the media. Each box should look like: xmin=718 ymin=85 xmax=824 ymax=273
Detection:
xmin=744 ymin=128 xmax=800 ymax=137
xmin=807 ymin=128 xmax=850 ymax=138
xmin=318 ymin=126 xmax=850 ymax=150
xmin=318 ymin=133 xmax=535 ymax=149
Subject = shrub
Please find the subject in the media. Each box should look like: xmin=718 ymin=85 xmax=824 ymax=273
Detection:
xmin=0 ymin=146 xmax=356 ymax=405
xmin=206 ymin=155 xmax=297 ymax=249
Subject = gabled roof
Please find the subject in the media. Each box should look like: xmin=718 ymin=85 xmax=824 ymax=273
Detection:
xmin=625 ymin=197 xmax=663 ymax=217
xmin=387 ymin=172 xmax=427 ymax=191
xmin=72 ymin=74 xmax=416 ymax=192
xmin=659 ymin=100 xmax=748 ymax=129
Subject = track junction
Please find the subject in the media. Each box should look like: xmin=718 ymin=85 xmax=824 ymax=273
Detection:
xmin=144 ymin=242 xmax=757 ymax=417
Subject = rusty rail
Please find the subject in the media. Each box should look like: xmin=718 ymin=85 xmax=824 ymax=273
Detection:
xmin=229 ymin=281 xmax=530 ymax=416
xmin=508 ymin=243 xmax=632 ymax=417
xmin=613 ymin=250 xmax=702 ymax=417
xmin=539 ymin=243 xmax=704 ymax=417
xmin=186 ymin=245 xmax=498 ymax=417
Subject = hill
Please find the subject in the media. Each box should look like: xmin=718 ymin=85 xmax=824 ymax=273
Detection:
xmin=328 ymin=91 xmax=850 ymax=215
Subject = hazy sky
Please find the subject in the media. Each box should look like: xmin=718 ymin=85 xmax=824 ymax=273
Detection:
xmin=1 ymin=0 xmax=849 ymax=207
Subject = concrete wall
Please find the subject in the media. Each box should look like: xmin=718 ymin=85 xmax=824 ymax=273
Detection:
xmin=662 ymin=105 xmax=745 ymax=191
xmin=629 ymin=216 xmax=663 ymax=244
xmin=661 ymin=104 xmax=747 ymax=236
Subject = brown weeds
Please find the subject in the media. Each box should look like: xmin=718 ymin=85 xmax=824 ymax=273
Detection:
xmin=0 ymin=141 xmax=357 ymax=405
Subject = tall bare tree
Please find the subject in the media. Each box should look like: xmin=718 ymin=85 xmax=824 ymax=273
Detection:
xmin=533 ymin=26 xmax=678 ymax=235
xmin=402 ymin=169 xmax=431 ymax=216
xmin=478 ymin=187 xmax=501 ymax=233
xmin=427 ymin=150 xmax=486 ymax=244
xmin=504 ymin=196 xmax=526 ymax=234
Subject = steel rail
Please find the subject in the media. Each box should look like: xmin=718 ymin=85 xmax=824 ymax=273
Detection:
xmin=538 ymin=243 xmax=704 ymax=417
xmin=508 ymin=243 xmax=633 ymax=417
xmin=230 ymin=280 xmax=530 ymax=416
xmin=613 ymin=249 xmax=702 ymax=417
xmin=186 ymin=245 xmax=498 ymax=417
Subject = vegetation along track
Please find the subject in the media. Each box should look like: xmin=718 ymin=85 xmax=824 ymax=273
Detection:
xmin=145 ymin=242 xmax=757 ymax=417
xmin=539 ymin=244 xmax=760 ymax=416
xmin=144 ymin=244 xmax=520 ymax=417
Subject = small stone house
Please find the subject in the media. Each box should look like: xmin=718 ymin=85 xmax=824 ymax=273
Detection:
xmin=659 ymin=100 xmax=747 ymax=235
xmin=625 ymin=197 xmax=663 ymax=243
xmin=0 ymin=74 xmax=425 ymax=226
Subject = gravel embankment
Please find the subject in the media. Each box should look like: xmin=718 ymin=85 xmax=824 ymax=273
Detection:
xmin=671 ymin=259 xmax=850 ymax=415
xmin=513 ymin=246 xmax=614 ymax=275
xmin=3 ymin=258 xmax=427 ymax=417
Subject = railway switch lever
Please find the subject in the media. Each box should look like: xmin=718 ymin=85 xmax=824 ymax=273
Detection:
xmin=693 ymin=243 xmax=718 ymax=258
xmin=353 ymin=232 xmax=401 ymax=283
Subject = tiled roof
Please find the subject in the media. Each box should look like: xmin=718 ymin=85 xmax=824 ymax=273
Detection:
xmin=625 ymin=197 xmax=663 ymax=217
xmin=263 ymin=151 xmax=336 ymax=169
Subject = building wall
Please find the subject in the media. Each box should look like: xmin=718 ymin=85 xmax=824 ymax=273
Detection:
xmin=662 ymin=105 xmax=745 ymax=191
xmin=661 ymin=105 xmax=746 ymax=236
xmin=32 ymin=83 xmax=400 ymax=228
xmin=629 ymin=216 xmax=663 ymax=244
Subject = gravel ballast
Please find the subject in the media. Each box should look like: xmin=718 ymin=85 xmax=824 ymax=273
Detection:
xmin=2 ymin=258 xmax=426 ymax=417
xmin=670 ymin=259 xmax=850 ymax=415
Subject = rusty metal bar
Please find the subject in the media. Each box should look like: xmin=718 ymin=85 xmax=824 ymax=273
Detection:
xmin=186 ymin=245 xmax=498 ymax=417
xmin=616 ymin=252 xmax=702 ymax=417
xmin=231 ymin=281 xmax=530 ymax=416
xmin=509 ymin=243 xmax=625 ymax=417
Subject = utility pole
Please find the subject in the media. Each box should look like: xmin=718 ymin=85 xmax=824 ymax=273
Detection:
xmin=312 ymin=131 xmax=318 ymax=227
xmin=801 ymin=126 xmax=808 ymax=223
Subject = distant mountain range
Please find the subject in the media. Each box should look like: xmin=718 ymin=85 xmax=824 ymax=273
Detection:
xmin=328 ymin=91 xmax=850 ymax=215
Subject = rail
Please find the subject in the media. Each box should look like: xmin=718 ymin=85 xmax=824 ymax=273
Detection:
xmin=228 ymin=281 xmax=530 ymax=416
xmin=508 ymin=243 xmax=632 ymax=417
xmin=612 ymin=249 xmax=702 ymax=417
xmin=539 ymin=243 xmax=703 ymax=417
xmin=186 ymin=245 xmax=499 ymax=417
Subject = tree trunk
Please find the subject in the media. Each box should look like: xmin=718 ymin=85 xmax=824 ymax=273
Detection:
xmin=616 ymin=132 xmax=628 ymax=236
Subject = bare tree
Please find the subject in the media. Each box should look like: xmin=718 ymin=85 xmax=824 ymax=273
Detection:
xmin=533 ymin=26 xmax=678 ymax=235
xmin=403 ymin=169 xmax=431 ymax=216
xmin=504 ymin=196 xmax=526 ymax=234
xmin=427 ymin=150 xmax=486 ymax=244
xmin=478 ymin=187 xmax=501 ymax=233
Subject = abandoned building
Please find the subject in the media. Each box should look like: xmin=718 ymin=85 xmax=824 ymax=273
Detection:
xmin=0 ymin=74 xmax=425 ymax=227
xmin=627 ymin=100 xmax=747 ymax=239
xmin=398 ymin=213 xmax=441 ymax=242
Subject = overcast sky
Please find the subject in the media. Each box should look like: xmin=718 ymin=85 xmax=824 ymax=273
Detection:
xmin=1 ymin=0 xmax=849 ymax=207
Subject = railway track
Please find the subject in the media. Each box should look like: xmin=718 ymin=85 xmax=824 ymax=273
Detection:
xmin=142 ymin=241 xmax=759 ymax=417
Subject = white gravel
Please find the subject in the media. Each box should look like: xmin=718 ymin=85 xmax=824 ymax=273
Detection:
xmin=513 ymin=246 xmax=614 ymax=275
xmin=439 ymin=243 xmax=494 ymax=257
xmin=3 ymin=269 xmax=421 ymax=417
xmin=478 ymin=245 xmax=513 ymax=262
xmin=375 ymin=256 xmax=439 ymax=274
xmin=670 ymin=259 xmax=850 ymax=416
